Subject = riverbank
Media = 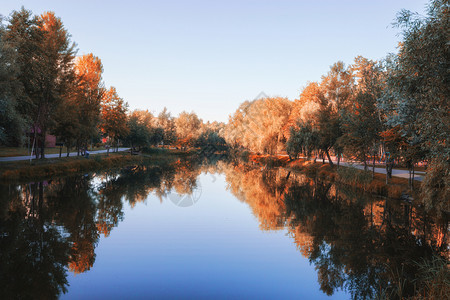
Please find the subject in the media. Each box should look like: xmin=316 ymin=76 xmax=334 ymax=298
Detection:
xmin=244 ymin=153 xmax=419 ymax=200
xmin=0 ymin=148 xmax=194 ymax=182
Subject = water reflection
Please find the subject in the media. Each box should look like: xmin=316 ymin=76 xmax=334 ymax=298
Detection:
xmin=0 ymin=160 xmax=447 ymax=299
xmin=222 ymin=162 xmax=448 ymax=299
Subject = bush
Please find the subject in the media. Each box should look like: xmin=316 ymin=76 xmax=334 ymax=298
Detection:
xmin=420 ymin=157 xmax=450 ymax=215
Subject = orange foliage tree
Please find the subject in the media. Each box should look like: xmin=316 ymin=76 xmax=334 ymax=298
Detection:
xmin=224 ymin=97 xmax=292 ymax=154
xmin=174 ymin=111 xmax=201 ymax=149
xmin=100 ymin=87 xmax=129 ymax=150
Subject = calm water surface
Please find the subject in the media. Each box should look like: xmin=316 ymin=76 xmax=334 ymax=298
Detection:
xmin=0 ymin=160 xmax=447 ymax=299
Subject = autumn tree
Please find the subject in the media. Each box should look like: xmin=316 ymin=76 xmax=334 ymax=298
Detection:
xmin=288 ymin=82 xmax=321 ymax=132
xmin=224 ymin=101 xmax=249 ymax=149
xmin=224 ymin=97 xmax=292 ymax=154
xmin=73 ymin=54 xmax=104 ymax=152
xmin=157 ymin=107 xmax=177 ymax=146
xmin=174 ymin=111 xmax=201 ymax=149
xmin=100 ymin=87 xmax=129 ymax=151
xmin=52 ymin=53 xmax=104 ymax=155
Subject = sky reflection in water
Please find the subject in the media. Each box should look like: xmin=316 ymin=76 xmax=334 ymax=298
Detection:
xmin=63 ymin=173 xmax=343 ymax=299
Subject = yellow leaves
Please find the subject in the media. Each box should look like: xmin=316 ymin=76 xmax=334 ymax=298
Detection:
xmin=39 ymin=12 xmax=59 ymax=32
xmin=175 ymin=111 xmax=201 ymax=140
xmin=75 ymin=54 xmax=103 ymax=88
xmin=224 ymin=96 xmax=292 ymax=154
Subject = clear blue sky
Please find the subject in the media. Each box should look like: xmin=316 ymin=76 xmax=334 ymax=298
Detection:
xmin=2 ymin=0 xmax=428 ymax=122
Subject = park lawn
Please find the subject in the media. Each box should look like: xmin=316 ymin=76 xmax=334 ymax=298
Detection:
xmin=0 ymin=146 xmax=107 ymax=157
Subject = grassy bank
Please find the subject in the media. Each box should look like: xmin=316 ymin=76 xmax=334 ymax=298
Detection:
xmin=0 ymin=148 xmax=193 ymax=182
xmin=241 ymin=153 xmax=417 ymax=199
xmin=290 ymin=159 xmax=417 ymax=199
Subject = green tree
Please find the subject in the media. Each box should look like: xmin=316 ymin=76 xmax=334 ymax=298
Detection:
xmin=157 ymin=107 xmax=177 ymax=146
xmin=315 ymin=61 xmax=353 ymax=166
xmin=3 ymin=8 xmax=44 ymax=153
xmin=286 ymin=121 xmax=318 ymax=160
xmin=52 ymin=96 xmax=80 ymax=156
xmin=4 ymin=9 xmax=76 ymax=158
xmin=341 ymin=91 xmax=381 ymax=172
xmin=125 ymin=112 xmax=150 ymax=151
xmin=386 ymin=0 xmax=449 ymax=212
xmin=340 ymin=57 xmax=384 ymax=174
xmin=100 ymin=87 xmax=129 ymax=152
xmin=148 ymin=127 xmax=164 ymax=146
xmin=0 ymin=20 xmax=27 ymax=146
xmin=195 ymin=129 xmax=227 ymax=151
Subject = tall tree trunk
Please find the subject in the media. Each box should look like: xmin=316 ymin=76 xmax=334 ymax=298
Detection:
xmin=40 ymin=130 xmax=45 ymax=159
xmin=409 ymin=166 xmax=412 ymax=188
xmin=38 ymin=120 xmax=48 ymax=159
xmin=372 ymin=154 xmax=376 ymax=179
xmin=386 ymin=160 xmax=393 ymax=182
xmin=325 ymin=149 xmax=334 ymax=166
xmin=34 ymin=137 xmax=39 ymax=160
xmin=385 ymin=159 xmax=390 ymax=185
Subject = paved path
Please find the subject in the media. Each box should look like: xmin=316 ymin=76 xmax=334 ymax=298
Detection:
xmin=0 ymin=148 xmax=130 ymax=162
xmin=338 ymin=161 xmax=425 ymax=181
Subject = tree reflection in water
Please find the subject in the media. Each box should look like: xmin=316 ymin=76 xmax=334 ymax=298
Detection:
xmin=0 ymin=182 xmax=70 ymax=299
xmin=0 ymin=160 xmax=447 ymax=299
xmin=223 ymin=162 xmax=448 ymax=299
xmin=0 ymin=160 xmax=200 ymax=299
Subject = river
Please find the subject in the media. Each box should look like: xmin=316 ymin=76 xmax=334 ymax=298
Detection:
xmin=0 ymin=159 xmax=447 ymax=299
